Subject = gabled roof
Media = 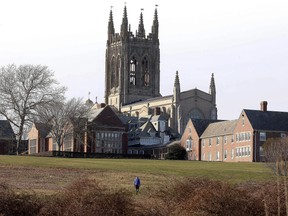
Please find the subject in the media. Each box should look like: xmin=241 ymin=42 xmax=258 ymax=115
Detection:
xmin=139 ymin=121 xmax=157 ymax=137
xmin=191 ymin=119 xmax=222 ymax=137
xmin=151 ymin=114 xmax=167 ymax=122
xmin=34 ymin=123 xmax=52 ymax=138
xmin=0 ymin=120 xmax=15 ymax=140
xmin=88 ymin=106 xmax=105 ymax=122
xmin=201 ymin=120 xmax=237 ymax=138
xmin=88 ymin=105 xmax=124 ymax=128
xmin=244 ymin=109 xmax=288 ymax=132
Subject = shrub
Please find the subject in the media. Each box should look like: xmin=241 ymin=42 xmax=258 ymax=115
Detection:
xmin=137 ymin=178 xmax=269 ymax=216
xmin=40 ymin=178 xmax=135 ymax=216
xmin=0 ymin=182 xmax=43 ymax=216
xmin=165 ymin=144 xmax=187 ymax=160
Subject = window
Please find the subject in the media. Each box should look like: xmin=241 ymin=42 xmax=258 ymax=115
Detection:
xmin=202 ymin=153 xmax=205 ymax=160
xmin=216 ymin=151 xmax=220 ymax=161
xmin=208 ymin=152 xmax=212 ymax=161
xmin=241 ymin=133 xmax=245 ymax=142
xmin=224 ymin=136 xmax=227 ymax=144
xmin=216 ymin=137 xmax=220 ymax=145
xmin=142 ymin=57 xmax=150 ymax=86
xmin=260 ymin=132 xmax=266 ymax=141
xmin=231 ymin=149 xmax=234 ymax=159
xmin=186 ymin=139 xmax=192 ymax=150
xmin=202 ymin=139 xmax=205 ymax=147
xmin=248 ymin=132 xmax=251 ymax=141
xmin=53 ymin=138 xmax=58 ymax=151
xmin=30 ymin=139 xmax=37 ymax=154
xmin=236 ymin=134 xmax=239 ymax=142
xmin=209 ymin=138 xmax=212 ymax=146
xmin=231 ymin=135 xmax=234 ymax=143
xmin=129 ymin=57 xmax=137 ymax=85
xmin=259 ymin=146 xmax=264 ymax=157
xmin=224 ymin=150 xmax=227 ymax=160
xmin=242 ymin=114 xmax=245 ymax=126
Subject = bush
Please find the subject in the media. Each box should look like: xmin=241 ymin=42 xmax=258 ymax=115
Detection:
xmin=137 ymin=178 xmax=270 ymax=216
xmin=165 ymin=144 xmax=187 ymax=160
xmin=40 ymin=178 xmax=135 ymax=216
xmin=0 ymin=182 xmax=43 ymax=216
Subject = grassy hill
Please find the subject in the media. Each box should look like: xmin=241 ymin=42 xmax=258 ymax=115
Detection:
xmin=0 ymin=156 xmax=280 ymax=215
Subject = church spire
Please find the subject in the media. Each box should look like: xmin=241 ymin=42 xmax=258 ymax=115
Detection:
xmin=137 ymin=9 xmax=145 ymax=38
xmin=107 ymin=7 xmax=115 ymax=40
xmin=173 ymin=71 xmax=181 ymax=104
xmin=121 ymin=4 xmax=128 ymax=38
xmin=152 ymin=5 xmax=159 ymax=39
xmin=209 ymin=73 xmax=216 ymax=105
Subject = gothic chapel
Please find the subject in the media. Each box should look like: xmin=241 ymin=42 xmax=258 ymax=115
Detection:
xmin=105 ymin=5 xmax=217 ymax=134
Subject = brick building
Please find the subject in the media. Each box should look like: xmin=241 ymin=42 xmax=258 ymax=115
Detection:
xmin=28 ymin=105 xmax=128 ymax=155
xmin=180 ymin=101 xmax=288 ymax=162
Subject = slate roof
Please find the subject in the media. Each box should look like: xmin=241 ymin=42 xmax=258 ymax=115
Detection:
xmin=191 ymin=119 xmax=223 ymax=137
xmin=151 ymin=115 xmax=167 ymax=122
xmin=138 ymin=121 xmax=157 ymax=137
xmin=0 ymin=120 xmax=15 ymax=139
xmin=88 ymin=106 xmax=105 ymax=122
xmin=201 ymin=120 xmax=238 ymax=138
xmin=244 ymin=109 xmax=288 ymax=132
xmin=34 ymin=123 xmax=52 ymax=138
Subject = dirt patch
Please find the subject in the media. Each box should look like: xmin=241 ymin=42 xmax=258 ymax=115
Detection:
xmin=0 ymin=165 xmax=98 ymax=193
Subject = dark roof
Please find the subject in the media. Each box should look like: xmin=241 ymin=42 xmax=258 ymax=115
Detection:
xmin=0 ymin=120 xmax=15 ymax=139
xmin=34 ymin=123 xmax=52 ymax=138
xmin=191 ymin=119 xmax=223 ymax=136
xmin=244 ymin=109 xmax=288 ymax=132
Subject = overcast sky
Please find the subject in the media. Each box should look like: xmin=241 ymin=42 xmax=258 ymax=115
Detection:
xmin=1 ymin=0 xmax=287 ymax=120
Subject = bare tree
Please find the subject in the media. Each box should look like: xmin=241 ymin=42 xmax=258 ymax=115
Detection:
xmin=0 ymin=64 xmax=66 ymax=155
xmin=264 ymin=137 xmax=288 ymax=216
xmin=36 ymin=98 xmax=91 ymax=154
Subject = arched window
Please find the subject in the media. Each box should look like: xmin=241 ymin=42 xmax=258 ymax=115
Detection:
xmin=142 ymin=57 xmax=149 ymax=86
xmin=129 ymin=56 xmax=136 ymax=85
xmin=116 ymin=56 xmax=120 ymax=87
xmin=110 ymin=57 xmax=116 ymax=88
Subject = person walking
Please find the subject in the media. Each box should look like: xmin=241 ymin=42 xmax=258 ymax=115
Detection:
xmin=134 ymin=176 xmax=141 ymax=194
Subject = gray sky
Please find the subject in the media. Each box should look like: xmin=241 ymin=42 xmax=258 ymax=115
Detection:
xmin=1 ymin=0 xmax=287 ymax=120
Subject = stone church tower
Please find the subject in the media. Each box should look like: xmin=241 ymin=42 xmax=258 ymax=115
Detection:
xmin=105 ymin=6 xmax=161 ymax=110
xmin=104 ymin=5 xmax=217 ymax=134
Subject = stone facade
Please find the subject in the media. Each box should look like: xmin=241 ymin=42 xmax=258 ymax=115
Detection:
xmin=105 ymin=6 xmax=217 ymax=135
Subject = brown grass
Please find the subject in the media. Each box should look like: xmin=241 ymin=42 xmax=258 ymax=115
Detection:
xmin=0 ymin=177 xmax=286 ymax=216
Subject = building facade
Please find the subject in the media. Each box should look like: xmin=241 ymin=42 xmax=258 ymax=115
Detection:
xmin=28 ymin=105 xmax=128 ymax=155
xmin=180 ymin=101 xmax=288 ymax=162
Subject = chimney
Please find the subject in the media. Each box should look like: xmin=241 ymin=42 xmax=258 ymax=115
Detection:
xmin=260 ymin=101 xmax=268 ymax=112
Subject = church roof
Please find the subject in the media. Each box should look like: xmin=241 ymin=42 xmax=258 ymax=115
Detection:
xmin=201 ymin=120 xmax=238 ymax=138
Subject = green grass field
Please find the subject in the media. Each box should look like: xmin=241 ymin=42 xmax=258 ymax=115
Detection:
xmin=0 ymin=155 xmax=274 ymax=184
